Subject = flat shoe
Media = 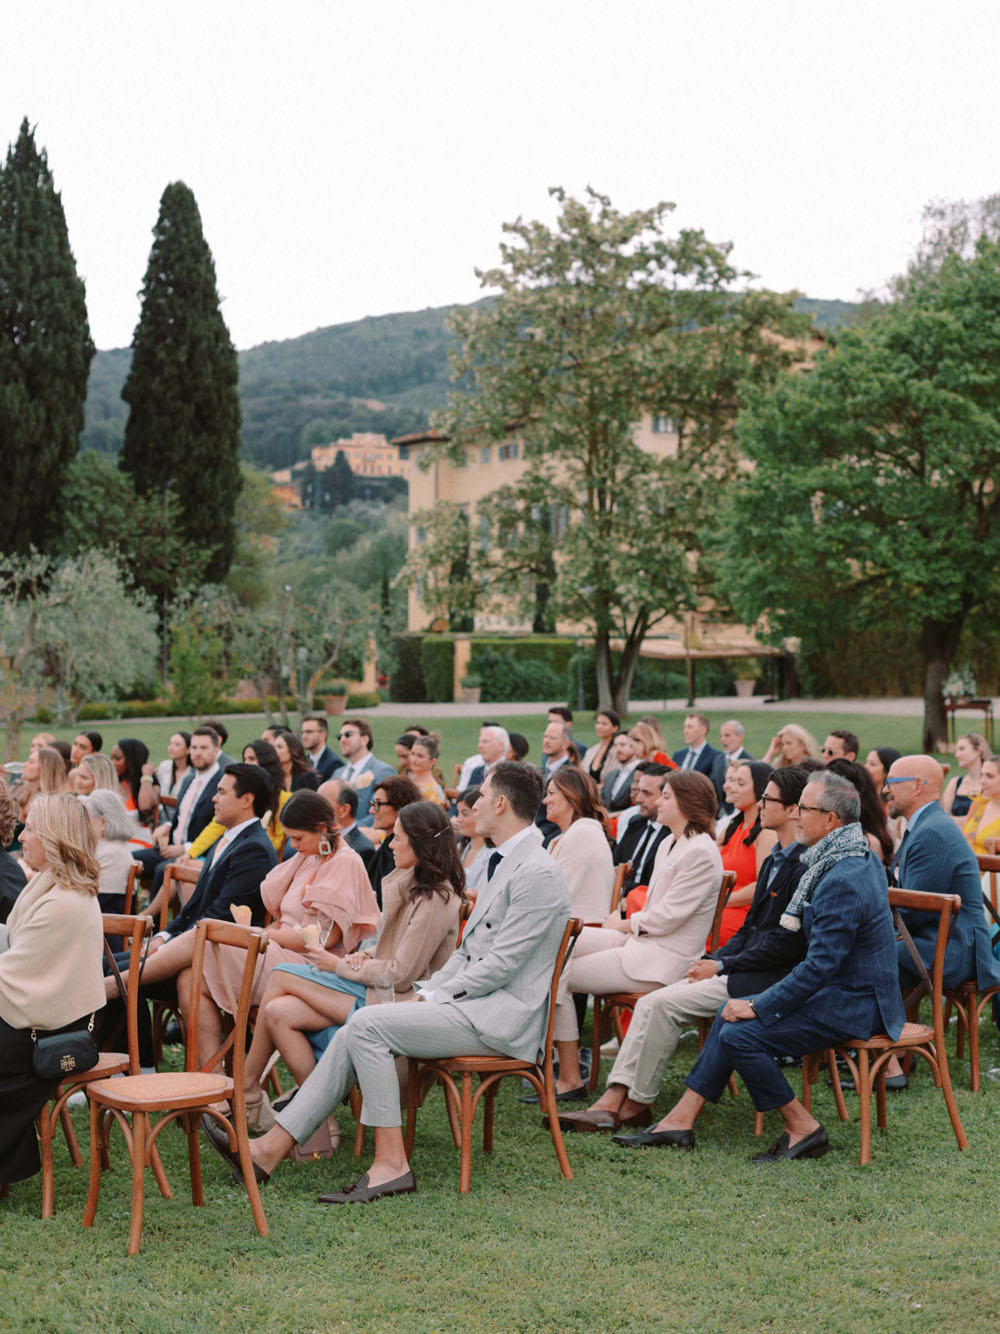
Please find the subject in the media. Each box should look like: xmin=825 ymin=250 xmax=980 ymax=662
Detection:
xmin=751 ymin=1125 xmax=829 ymax=1163
xmin=201 ymin=1115 xmax=271 ymax=1186
xmin=612 ymin=1127 xmax=695 ymax=1150
xmin=519 ymin=1083 xmax=588 ymax=1105
xmin=317 ymin=1170 xmax=416 ymax=1204
xmin=830 ymin=1073 xmax=908 ymax=1093
xmin=549 ymin=1109 xmax=619 ymax=1134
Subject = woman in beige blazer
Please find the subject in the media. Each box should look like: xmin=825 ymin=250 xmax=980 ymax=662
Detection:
xmin=543 ymin=767 xmax=615 ymax=924
xmin=237 ymin=800 xmax=464 ymax=1141
xmin=0 ymin=794 xmax=105 ymax=1183
xmin=550 ymin=770 xmax=723 ymax=1097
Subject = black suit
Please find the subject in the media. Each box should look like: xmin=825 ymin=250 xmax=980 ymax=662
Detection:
xmin=311 ymin=746 xmax=344 ymax=782
xmin=340 ymin=824 xmax=373 ymax=858
xmin=602 ymin=764 xmax=638 ymax=813
xmin=363 ymin=838 xmax=395 ymax=910
xmin=708 ymin=842 xmax=806 ymax=997
xmin=163 ymin=821 xmax=277 ymax=940
xmin=615 ymin=818 xmax=669 ymax=891
xmin=672 ymin=743 xmax=723 ymax=799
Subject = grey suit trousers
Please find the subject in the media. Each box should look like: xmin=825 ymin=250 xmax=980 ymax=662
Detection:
xmin=275 ymin=1002 xmax=497 ymax=1143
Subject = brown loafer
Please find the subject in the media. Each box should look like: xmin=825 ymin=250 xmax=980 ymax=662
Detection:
xmin=317 ymin=1170 xmax=416 ymax=1204
xmin=201 ymin=1115 xmax=271 ymax=1186
xmin=549 ymin=1108 xmax=619 ymax=1133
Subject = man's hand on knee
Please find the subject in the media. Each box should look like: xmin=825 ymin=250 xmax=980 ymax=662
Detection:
xmin=721 ymin=998 xmax=755 ymax=1023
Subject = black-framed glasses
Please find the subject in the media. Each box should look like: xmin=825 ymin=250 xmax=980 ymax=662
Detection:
xmin=370 ymin=799 xmax=391 ymax=811
xmin=759 ymin=795 xmax=788 ymax=807
xmin=798 ymin=803 xmax=831 ymax=815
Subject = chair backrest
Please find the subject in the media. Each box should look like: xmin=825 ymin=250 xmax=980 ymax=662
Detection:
xmin=540 ymin=917 xmax=583 ymax=1067
xmin=159 ymin=863 xmax=202 ymax=930
xmin=889 ymin=888 xmax=961 ymax=1037
xmin=609 ymin=862 xmax=631 ymax=914
xmin=101 ymin=912 xmax=153 ymax=1073
xmin=123 ymin=863 xmax=138 ymax=916
xmin=707 ymin=870 xmax=739 ymax=953
xmin=185 ymin=919 xmax=267 ymax=1125
xmin=978 ymin=854 xmax=1000 ymax=914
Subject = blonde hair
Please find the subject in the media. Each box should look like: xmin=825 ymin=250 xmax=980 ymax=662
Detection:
xmin=37 ymin=746 xmax=68 ymax=794
xmin=80 ymin=752 xmax=118 ymax=791
xmin=28 ymin=793 xmax=100 ymax=895
xmin=628 ymin=721 xmax=663 ymax=760
xmin=779 ymin=724 xmax=821 ymax=765
xmin=0 ymin=778 xmax=16 ymax=847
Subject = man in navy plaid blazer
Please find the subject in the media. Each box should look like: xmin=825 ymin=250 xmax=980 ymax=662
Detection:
xmin=613 ymin=771 xmax=905 ymax=1161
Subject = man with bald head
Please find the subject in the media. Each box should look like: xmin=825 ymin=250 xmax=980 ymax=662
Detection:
xmin=317 ymin=777 xmax=372 ymax=858
xmin=886 ymin=754 xmax=1000 ymax=995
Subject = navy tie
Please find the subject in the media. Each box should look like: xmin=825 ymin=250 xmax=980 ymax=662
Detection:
xmin=487 ymin=851 xmax=502 ymax=881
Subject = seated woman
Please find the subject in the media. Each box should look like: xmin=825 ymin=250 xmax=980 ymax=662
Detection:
xmin=271 ymin=729 xmax=320 ymax=792
xmin=549 ymin=770 xmax=723 ymax=1097
xmin=963 ymin=754 xmax=1000 ymax=856
xmin=110 ymin=738 xmax=159 ymax=849
xmin=394 ymin=733 xmax=417 ymax=778
xmin=944 ymin=732 xmax=989 ymax=825
xmin=154 ymin=730 xmax=192 ymax=804
xmin=0 ymin=794 xmax=105 ymax=1186
xmin=629 ymin=721 xmax=671 ymax=768
xmin=543 ymin=767 xmax=615 ymax=924
xmin=235 ymin=800 xmax=464 ymax=1142
xmin=826 ymin=758 xmax=894 ymax=864
xmin=863 ymin=746 xmax=901 ymax=805
xmin=762 ymin=725 xmax=821 ymax=768
xmin=14 ymin=746 xmax=68 ymax=822
xmin=407 ymin=735 xmax=448 ymax=808
xmin=70 ymin=752 xmax=118 ymax=797
xmin=0 ymin=782 xmax=27 ymax=925
xmin=70 ymin=731 xmax=103 ymax=769
xmin=716 ymin=760 xmax=776 ymax=945
xmin=454 ymin=786 xmax=490 ymax=893
xmin=79 ymin=789 xmax=137 ymax=914
xmin=582 ymin=710 xmax=620 ymax=788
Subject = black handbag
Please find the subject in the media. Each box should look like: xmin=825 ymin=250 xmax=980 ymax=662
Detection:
xmin=30 ymin=1013 xmax=99 ymax=1080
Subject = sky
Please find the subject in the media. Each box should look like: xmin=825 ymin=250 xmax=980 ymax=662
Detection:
xmin=5 ymin=1 xmax=998 ymax=351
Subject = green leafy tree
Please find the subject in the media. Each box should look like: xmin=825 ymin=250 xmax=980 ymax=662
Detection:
xmin=121 ymin=181 xmax=241 ymax=582
xmin=0 ymin=119 xmax=94 ymax=553
xmin=404 ymin=187 xmax=806 ymax=712
xmin=716 ymin=226 xmax=1000 ymax=750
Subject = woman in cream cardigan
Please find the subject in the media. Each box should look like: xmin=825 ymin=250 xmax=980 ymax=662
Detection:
xmin=549 ymin=769 xmax=723 ymax=1098
xmin=0 ymin=794 xmax=105 ymax=1184
xmin=542 ymin=767 xmax=615 ymax=924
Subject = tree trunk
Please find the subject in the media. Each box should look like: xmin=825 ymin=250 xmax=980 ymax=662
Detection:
xmin=594 ymin=632 xmax=614 ymax=712
xmin=919 ymin=616 xmax=966 ymax=752
xmin=610 ymin=637 xmax=642 ymax=717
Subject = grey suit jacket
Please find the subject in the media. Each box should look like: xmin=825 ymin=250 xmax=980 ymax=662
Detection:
xmin=421 ymin=833 xmax=572 ymax=1063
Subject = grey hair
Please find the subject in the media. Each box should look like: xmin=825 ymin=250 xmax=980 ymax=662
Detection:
xmin=79 ymin=788 xmax=134 ymax=842
xmin=809 ymin=771 xmax=861 ymax=824
xmin=722 ymin=719 xmax=746 ymax=737
xmin=482 ymin=724 xmax=510 ymax=751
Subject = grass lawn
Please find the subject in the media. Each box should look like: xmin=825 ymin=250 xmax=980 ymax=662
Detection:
xmin=2 ymin=1018 xmax=998 ymax=1331
xmin=13 ymin=707 xmax=943 ymax=775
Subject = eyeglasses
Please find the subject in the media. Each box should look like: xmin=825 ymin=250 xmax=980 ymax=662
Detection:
xmin=797 ymin=803 xmax=832 ymax=815
xmin=883 ymin=776 xmax=923 ymax=787
xmin=759 ymin=795 xmax=788 ymax=807
xmin=338 ymin=731 xmax=357 ymax=740
xmin=370 ymin=799 xmax=391 ymax=811
xmin=821 ymin=747 xmax=839 ymax=757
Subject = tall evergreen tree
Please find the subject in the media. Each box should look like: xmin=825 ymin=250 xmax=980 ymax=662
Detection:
xmin=121 ymin=181 xmax=241 ymax=582
xmin=0 ymin=118 xmax=94 ymax=553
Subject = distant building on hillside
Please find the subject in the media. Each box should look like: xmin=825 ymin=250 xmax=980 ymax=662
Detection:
xmin=310 ymin=432 xmax=409 ymax=479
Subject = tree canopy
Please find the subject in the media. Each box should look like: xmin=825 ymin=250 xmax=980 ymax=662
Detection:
xmin=0 ymin=118 xmax=93 ymax=554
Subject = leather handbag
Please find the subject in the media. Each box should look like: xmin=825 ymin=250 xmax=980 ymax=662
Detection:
xmin=31 ymin=1013 xmax=99 ymax=1080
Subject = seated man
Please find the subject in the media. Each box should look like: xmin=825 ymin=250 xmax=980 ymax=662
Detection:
xmin=138 ymin=725 xmax=223 ymax=898
xmin=673 ymin=712 xmax=723 ymax=800
xmin=558 ymin=766 xmax=808 ymax=1131
xmin=204 ymin=761 xmax=571 ymax=1201
xmin=823 ymin=730 xmax=860 ymax=763
xmin=613 ymin=771 xmax=905 ymax=1160
xmin=317 ymin=777 xmax=372 ymax=856
xmin=335 ymin=718 xmax=396 ymax=827
xmin=103 ymin=764 xmax=277 ymax=1067
xmin=301 ymin=714 xmax=344 ymax=782
xmin=615 ymin=763 xmax=670 ymax=894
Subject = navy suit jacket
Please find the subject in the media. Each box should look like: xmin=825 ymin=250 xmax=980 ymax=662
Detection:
xmin=164 ymin=821 xmax=277 ymax=940
xmin=895 ymin=801 xmax=1000 ymax=989
xmin=710 ymin=843 xmax=807 ymax=997
xmin=753 ymin=845 xmax=906 ymax=1041
xmin=170 ymin=767 xmax=222 ymax=845
xmin=673 ymin=743 xmax=724 ymax=799
xmin=311 ymin=746 xmax=344 ymax=783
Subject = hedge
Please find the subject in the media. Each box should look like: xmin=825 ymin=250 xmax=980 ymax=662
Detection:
xmin=388 ymin=636 xmax=427 ymax=703
xmin=420 ymin=637 xmax=455 ymax=703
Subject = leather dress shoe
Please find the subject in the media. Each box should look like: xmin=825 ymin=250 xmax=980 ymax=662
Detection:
xmin=611 ymin=1127 xmax=695 ymax=1150
xmin=519 ymin=1083 xmax=588 ymax=1105
xmin=550 ymin=1105 xmax=653 ymax=1134
xmin=751 ymin=1125 xmax=830 ymax=1163
xmin=832 ymin=1072 xmax=909 ymax=1093
xmin=201 ymin=1115 xmax=271 ymax=1186
xmin=317 ymin=1170 xmax=416 ymax=1204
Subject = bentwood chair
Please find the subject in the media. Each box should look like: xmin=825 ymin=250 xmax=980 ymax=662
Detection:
xmin=404 ymin=917 xmax=583 ymax=1194
xmin=82 ymin=918 xmax=269 ymax=1255
xmin=944 ymin=857 xmax=1000 ymax=1091
xmin=148 ymin=863 xmax=202 ymax=1065
xmin=804 ymin=889 xmax=966 ymax=1165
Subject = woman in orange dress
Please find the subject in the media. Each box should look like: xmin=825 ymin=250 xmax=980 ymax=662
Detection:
xmin=716 ymin=760 xmax=776 ymax=946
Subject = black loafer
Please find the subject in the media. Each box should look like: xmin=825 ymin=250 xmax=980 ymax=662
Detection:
xmin=751 ymin=1125 xmax=829 ymax=1163
xmin=317 ymin=1170 xmax=416 ymax=1204
xmin=519 ymin=1083 xmax=588 ymax=1105
xmin=201 ymin=1115 xmax=271 ymax=1186
xmin=611 ymin=1127 xmax=694 ymax=1150
xmin=831 ymin=1073 xmax=909 ymax=1093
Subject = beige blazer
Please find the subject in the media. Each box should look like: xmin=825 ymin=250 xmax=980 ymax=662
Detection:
xmin=549 ymin=818 xmax=614 ymax=923
xmin=333 ymin=866 xmax=461 ymax=1005
xmin=619 ymin=831 xmax=723 ymax=986
xmin=0 ymin=868 xmax=106 ymax=1031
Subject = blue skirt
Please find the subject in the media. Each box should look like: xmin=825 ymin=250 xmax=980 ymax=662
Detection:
xmin=272 ymin=963 xmax=367 ymax=1056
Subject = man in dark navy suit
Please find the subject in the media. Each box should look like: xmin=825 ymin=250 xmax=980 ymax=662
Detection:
xmin=614 ymin=771 xmax=905 ymax=1159
xmin=614 ymin=763 xmax=670 ymax=893
xmin=672 ymin=713 xmax=723 ymax=800
xmin=301 ymin=714 xmax=344 ymax=782
xmin=318 ymin=777 xmax=373 ymax=858
xmin=137 ymin=725 xmax=224 ymax=891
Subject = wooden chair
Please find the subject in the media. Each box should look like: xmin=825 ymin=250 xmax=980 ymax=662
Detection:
xmin=805 ymin=888 xmax=967 ymax=1165
xmin=609 ymin=861 xmax=630 ymax=915
xmin=123 ymin=863 xmax=138 ymax=916
xmin=404 ymin=917 xmax=583 ymax=1194
xmin=944 ymin=858 xmax=1000 ymax=1091
xmin=34 ymin=914 xmax=162 ymax=1219
xmin=588 ymin=869 xmax=737 ymax=1092
xmin=82 ymin=918 xmax=269 ymax=1255
xmin=149 ymin=863 xmax=202 ymax=1064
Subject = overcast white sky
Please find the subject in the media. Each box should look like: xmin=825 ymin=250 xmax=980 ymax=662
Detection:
xmin=5 ymin=1 xmax=998 ymax=350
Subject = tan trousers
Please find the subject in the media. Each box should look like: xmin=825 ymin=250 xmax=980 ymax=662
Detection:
xmin=607 ymin=973 xmax=731 ymax=1103
xmin=553 ymin=926 xmax=660 ymax=1043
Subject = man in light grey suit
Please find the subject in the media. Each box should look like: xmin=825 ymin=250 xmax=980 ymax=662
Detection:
xmin=205 ymin=762 xmax=571 ymax=1202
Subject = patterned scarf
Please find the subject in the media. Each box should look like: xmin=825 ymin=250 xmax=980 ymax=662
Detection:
xmin=779 ymin=820 xmax=869 ymax=931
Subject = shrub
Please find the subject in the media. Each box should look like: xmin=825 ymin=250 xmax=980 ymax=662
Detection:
xmin=388 ymin=635 xmax=427 ymax=703
xmin=420 ymin=637 xmax=455 ymax=703
xmin=469 ymin=648 xmax=567 ymax=703
xmin=346 ymin=691 xmax=381 ymax=708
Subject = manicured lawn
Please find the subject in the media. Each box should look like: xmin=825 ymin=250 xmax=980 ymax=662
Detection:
xmin=2 ymin=1017 xmax=998 ymax=1330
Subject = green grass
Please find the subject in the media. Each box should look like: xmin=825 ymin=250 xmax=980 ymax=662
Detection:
xmin=14 ymin=708 xmax=941 ymax=774
xmin=2 ymin=1019 xmax=999 ymax=1331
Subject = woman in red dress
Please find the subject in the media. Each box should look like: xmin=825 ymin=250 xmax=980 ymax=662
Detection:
xmin=716 ymin=760 xmax=776 ymax=946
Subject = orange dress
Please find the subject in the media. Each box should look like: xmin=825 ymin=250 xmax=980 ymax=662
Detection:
xmin=715 ymin=819 xmax=758 ymax=946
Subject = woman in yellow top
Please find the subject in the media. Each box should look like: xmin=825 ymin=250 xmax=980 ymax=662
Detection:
xmin=187 ymin=741 xmax=290 ymax=860
xmin=406 ymin=735 xmax=448 ymax=808
xmin=962 ymin=754 xmax=1000 ymax=856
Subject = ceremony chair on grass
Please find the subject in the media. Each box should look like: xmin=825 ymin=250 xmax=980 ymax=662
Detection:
xmin=148 ymin=863 xmax=202 ymax=1064
xmin=403 ymin=917 xmax=582 ymax=1194
xmin=803 ymin=888 xmax=966 ymax=1165
xmin=82 ymin=918 xmax=269 ymax=1255
xmin=944 ymin=856 xmax=1000 ymax=1091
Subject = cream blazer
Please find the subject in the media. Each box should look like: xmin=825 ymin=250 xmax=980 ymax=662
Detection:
xmin=549 ymin=818 xmax=614 ymax=923
xmin=0 ymin=868 xmax=106 ymax=1031
xmin=619 ymin=831 xmax=723 ymax=986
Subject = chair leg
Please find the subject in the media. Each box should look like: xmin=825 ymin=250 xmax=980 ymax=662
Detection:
xmin=150 ymin=1142 xmax=173 ymax=1199
xmin=826 ymin=1051 xmax=849 ymax=1123
xmin=81 ymin=1096 xmax=103 ymax=1229
xmin=233 ymin=1115 xmax=269 ymax=1238
xmin=441 ymin=1078 xmax=462 ymax=1148
xmin=967 ymin=996 xmax=981 ymax=1093
xmin=539 ymin=1061 xmax=574 ymax=1183
xmin=37 ymin=1111 xmax=55 ymax=1220
xmin=349 ymin=1087 xmax=365 ymax=1157
xmin=58 ymin=1103 xmax=83 ymax=1168
xmin=857 ymin=1050 xmax=872 ymax=1166
xmin=483 ymin=1083 xmax=495 ymax=1154
xmin=753 ymin=1110 xmax=764 ymax=1137
xmin=458 ymin=1074 xmax=474 ymax=1195
xmin=935 ymin=1044 xmax=969 ymax=1152
xmin=588 ymin=999 xmax=603 ymax=1092
xmin=128 ymin=1112 xmax=147 ymax=1256
xmin=403 ymin=1062 xmax=419 ymax=1159
xmin=875 ymin=1064 xmax=888 ymax=1130
xmin=186 ymin=1114 xmax=204 ymax=1207
xmin=801 ymin=1054 xmax=813 ymax=1113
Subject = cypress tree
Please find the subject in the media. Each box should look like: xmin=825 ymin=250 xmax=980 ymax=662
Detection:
xmin=121 ymin=182 xmax=241 ymax=582
xmin=0 ymin=118 xmax=94 ymax=553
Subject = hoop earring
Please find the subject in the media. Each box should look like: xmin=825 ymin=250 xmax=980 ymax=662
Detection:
xmin=318 ymin=834 xmax=333 ymax=857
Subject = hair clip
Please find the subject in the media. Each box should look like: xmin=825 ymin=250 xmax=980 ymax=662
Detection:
xmin=433 ymin=825 xmax=449 ymax=838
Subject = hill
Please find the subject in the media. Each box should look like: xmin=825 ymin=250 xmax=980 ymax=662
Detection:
xmin=81 ymin=295 xmax=858 ymax=470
